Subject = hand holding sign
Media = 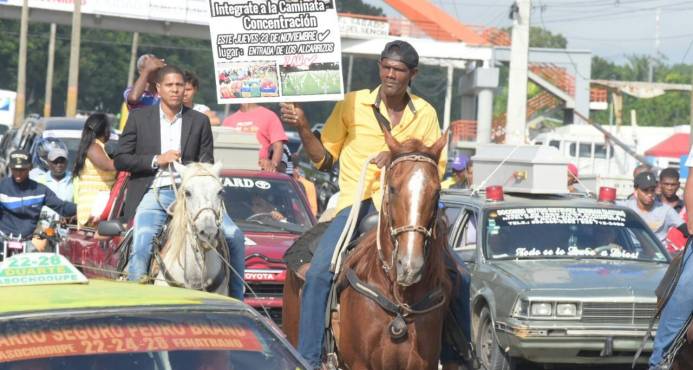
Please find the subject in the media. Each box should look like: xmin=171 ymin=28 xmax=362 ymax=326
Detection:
xmin=280 ymin=103 xmax=309 ymax=130
xmin=143 ymin=56 xmax=166 ymax=73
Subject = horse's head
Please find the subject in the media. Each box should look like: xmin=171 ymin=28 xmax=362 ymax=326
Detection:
xmin=173 ymin=161 xmax=224 ymax=248
xmin=382 ymin=129 xmax=447 ymax=286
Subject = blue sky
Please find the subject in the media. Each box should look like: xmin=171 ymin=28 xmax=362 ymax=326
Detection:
xmin=362 ymin=0 xmax=693 ymax=65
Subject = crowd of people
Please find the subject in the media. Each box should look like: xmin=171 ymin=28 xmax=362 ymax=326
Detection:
xmin=3 ymin=42 xmax=693 ymax=370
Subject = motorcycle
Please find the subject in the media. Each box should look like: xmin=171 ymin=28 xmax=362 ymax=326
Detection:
xmin=0 ymin=211 xmax=68 ymax=262
xmin=31 ymin=211 xmax=67 ymax=254
xmin=0 ymin=234 xmax=28 ymax=262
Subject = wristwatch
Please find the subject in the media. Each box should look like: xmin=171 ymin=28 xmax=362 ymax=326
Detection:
xmin=152 ymin=155 xmax=160 ymax=169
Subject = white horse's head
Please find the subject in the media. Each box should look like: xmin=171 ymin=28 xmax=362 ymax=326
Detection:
xmin=172 ymin=161 xmax=224 ymax=248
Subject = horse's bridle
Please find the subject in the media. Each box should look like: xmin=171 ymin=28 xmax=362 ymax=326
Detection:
xmin=377 ymin=152 xmax=440 ymax=276
xmin=183 ymin=180 xmax=224 ymax=252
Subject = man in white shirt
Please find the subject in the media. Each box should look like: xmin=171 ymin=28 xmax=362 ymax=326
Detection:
xmin=115 ymin=65 xmax=245 ymax=299
xmin=31 ymin=147 xmax=74 ymax=221
xmin=40 ymin=148 xmax=73 ymax=202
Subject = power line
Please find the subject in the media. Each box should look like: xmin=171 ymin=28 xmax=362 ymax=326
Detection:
xmin=539 ymin=0 xmax=693 ymax=24
xmin=540 ymin=0 xmax=662 ymax=8
xmin=535 ymin=1 xmax=590 ymax=82
xmin=569 ymin=32 xmax=693 ymax=43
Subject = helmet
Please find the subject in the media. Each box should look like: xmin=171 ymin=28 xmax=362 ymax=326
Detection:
xmin=31 ymin=137 xmax=68 ymax=171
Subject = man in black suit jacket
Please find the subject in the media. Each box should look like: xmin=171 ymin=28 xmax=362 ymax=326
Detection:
xmin=114 ymin=65 xmax=245 ymax=298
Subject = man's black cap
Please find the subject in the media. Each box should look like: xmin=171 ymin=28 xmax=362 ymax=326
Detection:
xmin=634 ymin=171 xmax=657 ymax=189
xmin=9 ymin=150 xmax=31 ymax=170
xmin=380 ymin=40 xmax=419 ymax=69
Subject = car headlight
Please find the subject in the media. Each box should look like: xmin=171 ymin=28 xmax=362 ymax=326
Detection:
xmin=556 ymin=303 xmax=578 ymax=317
xmin=530 ymin=302 xmax=553 ymax=316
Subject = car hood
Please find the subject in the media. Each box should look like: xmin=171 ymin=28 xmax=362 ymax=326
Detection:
xmin=244 ymin=232 xmax=298 ymax=268
xmin=491 ymin=259 xmax=667 ymax=296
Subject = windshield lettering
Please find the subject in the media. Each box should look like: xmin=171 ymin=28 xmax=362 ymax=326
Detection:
xmin=222 ymin=177 xmax=273 ymax=189
xmin=0 ymin=322 xmax=262 ymax=363
xmin=487 ymin=207 xmax=664 ymax=262
xmin=496 ymin=207 xmax=626 ymax=227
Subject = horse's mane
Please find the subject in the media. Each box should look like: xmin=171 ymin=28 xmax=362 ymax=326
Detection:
xmin=165 ymin=162 xmax=219 ymax=263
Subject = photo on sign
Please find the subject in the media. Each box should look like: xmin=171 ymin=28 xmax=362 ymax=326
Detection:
xmin=218 ymin=61 xmax=280 ymax=99
xmin=280 ymin=62 xmax=341 ymax=96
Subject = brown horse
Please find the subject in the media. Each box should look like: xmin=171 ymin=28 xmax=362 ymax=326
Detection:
xmin=283 ymin=131 xmax=451 ymax=370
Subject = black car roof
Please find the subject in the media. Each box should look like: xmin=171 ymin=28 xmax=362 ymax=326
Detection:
xmin=40 ymin=117 xmax=86 ymax=131
xmin=441 ymin=188 xmax=621 ymax=210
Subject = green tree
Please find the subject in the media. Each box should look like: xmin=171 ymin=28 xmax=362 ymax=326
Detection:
xmin=529 ymin=27 xmax=567 ymax=49
xmin=336 ymin=0 xmax=384 ymax=16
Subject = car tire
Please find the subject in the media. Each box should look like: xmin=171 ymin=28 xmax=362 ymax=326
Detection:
xmin=476 ymin=306 xmax=513 ymax=370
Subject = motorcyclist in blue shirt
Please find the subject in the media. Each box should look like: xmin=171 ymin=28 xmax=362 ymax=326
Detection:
xmin=0 ymin=150 xmax=76 ymax=250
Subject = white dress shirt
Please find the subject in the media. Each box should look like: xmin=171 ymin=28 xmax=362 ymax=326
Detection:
xmin=151 ymin=105 xmax=183 ymax=188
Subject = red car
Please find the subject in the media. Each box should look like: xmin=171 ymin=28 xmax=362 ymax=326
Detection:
xmin=62 ymin=169 xmax=316 ymax=324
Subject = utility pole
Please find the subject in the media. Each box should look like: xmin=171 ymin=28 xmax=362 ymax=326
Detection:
xmin=649 ymin=6 xmax=661 ymax=83
xmin=505 ymin=0 xmax=531 ymax=144
xmin=14 ymin=0 xmax=29 ymax=127
xmin=65 ymin=0 xmax=82 ymax=117
xmin=43 ymin=23 xmax=56 ymax=118
xmin=126 ymin=32 xmax=140 ymax=87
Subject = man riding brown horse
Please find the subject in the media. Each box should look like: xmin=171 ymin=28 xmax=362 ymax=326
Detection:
xmin=280 ymin=40 xmax=472 ymax=369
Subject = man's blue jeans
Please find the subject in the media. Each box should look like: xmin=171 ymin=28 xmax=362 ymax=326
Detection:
xmin=298 ymin=200 xmax=375 ymax=367
xmin=650 ymin=246 xmax=693 ymax=366
xmin=298 ymin=200 xmax=472 ymax=367
xmin=127 ymin=187 xmax=246 ymax=299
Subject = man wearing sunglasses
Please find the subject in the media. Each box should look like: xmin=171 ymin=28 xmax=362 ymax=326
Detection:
xmin=34 ymin=147 xmax=74 ymax=204
xmin=29 ymin=147 xmax=75 ymax=224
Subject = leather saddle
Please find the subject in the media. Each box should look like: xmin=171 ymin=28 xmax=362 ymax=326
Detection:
xmin=283 ymin=214 xmax=379 ymax=280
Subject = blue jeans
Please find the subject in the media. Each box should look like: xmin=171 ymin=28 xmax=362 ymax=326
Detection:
xmin=298 ymin=200 xmax=375 ymax=367
xmin=297 ymin=200 xmax=472 ymax=367
xmin=127 ymin=187 xmax=246 ymax=299
xmin=650 ymin=246 xmax=693 ymax=366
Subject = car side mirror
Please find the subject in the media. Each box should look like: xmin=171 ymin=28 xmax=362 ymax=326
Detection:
xmin=97 ymin=220 xmax=125 ymax=237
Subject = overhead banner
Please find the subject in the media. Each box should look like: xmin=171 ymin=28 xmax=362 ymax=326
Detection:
xmin=207 ymin=0 xmax=344 ymax=104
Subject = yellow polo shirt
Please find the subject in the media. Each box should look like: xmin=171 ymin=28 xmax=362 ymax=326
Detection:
xmin=316 ymin=87 xmax=446 ymax=212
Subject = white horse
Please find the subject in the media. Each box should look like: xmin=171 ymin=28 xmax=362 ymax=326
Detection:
xmin=152 ymin=161 xmax=230 ymax=295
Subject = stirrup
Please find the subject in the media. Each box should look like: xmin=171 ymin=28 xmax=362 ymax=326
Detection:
xmin=325 ymin=353 xmax=339 ymax=370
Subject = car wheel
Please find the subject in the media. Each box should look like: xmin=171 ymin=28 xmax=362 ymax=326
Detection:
xmin=476 ymin=306 xmax=513 ymax=370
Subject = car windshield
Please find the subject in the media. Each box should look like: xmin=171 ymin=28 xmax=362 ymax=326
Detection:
xmin=221 ymin=176 xmax=312 ymax=234
xmin=483 ymin=207 xmax=668 ymax=263
xmin=0 ymin=311 xmax=304 ymax=370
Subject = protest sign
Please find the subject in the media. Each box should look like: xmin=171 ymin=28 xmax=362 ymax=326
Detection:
xmin=207 ymin=0 xmax=344 ymax=104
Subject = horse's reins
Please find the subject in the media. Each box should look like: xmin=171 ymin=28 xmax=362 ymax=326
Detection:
xmin=333 ymin=151 xmax=446 ymax=340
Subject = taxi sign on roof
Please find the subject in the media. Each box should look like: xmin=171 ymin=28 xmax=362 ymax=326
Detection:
xmin=0 ymin=253 xmax=88 ymax=287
